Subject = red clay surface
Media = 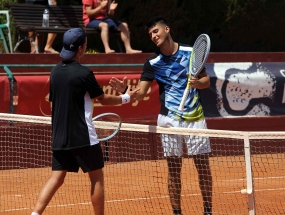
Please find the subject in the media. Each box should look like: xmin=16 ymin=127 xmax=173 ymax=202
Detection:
xmin=1 ymin=154 xmax=284 ymax=215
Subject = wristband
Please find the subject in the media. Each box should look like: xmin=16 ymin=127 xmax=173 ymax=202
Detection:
xmin=120 ymin=94 xmax=130 ymax=104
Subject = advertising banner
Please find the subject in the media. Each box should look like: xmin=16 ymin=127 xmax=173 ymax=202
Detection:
xmin=1 ymin=62 xmax=285 ymax=120
xmin=201 ymin=63 xmax=285 ymax=117
xmin=12 ymin=74 xmax=160 ymax=123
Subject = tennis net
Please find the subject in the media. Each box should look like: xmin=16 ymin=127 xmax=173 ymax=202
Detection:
xmin=0 ymin=113 xmax=284 ymax=215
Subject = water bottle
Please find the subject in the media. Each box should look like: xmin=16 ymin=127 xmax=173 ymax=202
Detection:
xmin=42 ymin=8 xmax=49 ymax=27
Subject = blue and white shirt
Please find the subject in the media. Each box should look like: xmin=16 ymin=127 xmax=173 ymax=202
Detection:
xmin=141 ymin=43 xmax=205 ymax=122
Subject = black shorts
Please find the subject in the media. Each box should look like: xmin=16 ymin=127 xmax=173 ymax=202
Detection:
xmin=52 ymin=144 xmax=104 ymax=173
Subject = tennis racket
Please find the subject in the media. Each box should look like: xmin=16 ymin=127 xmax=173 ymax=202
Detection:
xmin=178 ymin=34 xmax=211 ymax=111
xmin=92 ymin=112 xmax=122 ymax=141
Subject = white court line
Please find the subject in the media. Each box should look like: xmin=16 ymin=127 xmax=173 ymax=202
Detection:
xmin=2 ymin=176 xmax=285 ymax=212
xmin=4 ymin=187 xmax=285 ymax=212
xmin=2 ymin=194 xmax=197 ymax=212
xmin=217 ymin=175 xmax=285 ymax=182
xmin=223 ymin=187 xmax=285 ymax=194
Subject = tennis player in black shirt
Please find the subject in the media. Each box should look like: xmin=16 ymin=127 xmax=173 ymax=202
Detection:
xmin=31 ymin=28 xmax=139 ymax=215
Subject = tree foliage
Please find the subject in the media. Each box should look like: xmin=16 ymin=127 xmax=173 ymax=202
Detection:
xmin=222 ymin=0 xmax=285 ymax=51
xmin=0 ymin=0 xmax=17 ymax=52
xmin=0 ymin=0 xmax=284 ymax=53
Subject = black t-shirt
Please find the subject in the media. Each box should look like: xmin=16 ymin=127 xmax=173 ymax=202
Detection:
xmin=49 ymin=60 xmax=104 ymax=150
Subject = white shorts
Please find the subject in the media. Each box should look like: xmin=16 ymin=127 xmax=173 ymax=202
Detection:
xmin=157 ymin=114 xmax=211 ymax=157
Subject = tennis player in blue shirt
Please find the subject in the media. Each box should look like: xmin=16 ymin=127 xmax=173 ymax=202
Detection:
xmin=110 ymin=16 xmax=213 ymax=215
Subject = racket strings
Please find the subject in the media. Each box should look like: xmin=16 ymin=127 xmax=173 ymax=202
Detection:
xmin=179 ymin=34 xmax=210 ymax=111
xmin=92 ymin=113 xmax=122 ymax=141
xmin=191 ymin=36 xmax=210 ymax=76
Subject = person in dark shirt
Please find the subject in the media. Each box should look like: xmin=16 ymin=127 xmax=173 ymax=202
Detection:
xmin=30 ymin=28 xmax=139 ymax=215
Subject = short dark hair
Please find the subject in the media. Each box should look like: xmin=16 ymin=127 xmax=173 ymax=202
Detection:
xmin=145 ymin=16 xmax=169 ymax=31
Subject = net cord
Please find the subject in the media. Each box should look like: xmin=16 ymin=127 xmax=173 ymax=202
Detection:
xmin=1 ymin=113 xmax=285 ymax=139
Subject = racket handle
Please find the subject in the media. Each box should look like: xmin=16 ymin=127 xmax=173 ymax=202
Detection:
xmin=178 ymin=89 xmax=190 ymax=111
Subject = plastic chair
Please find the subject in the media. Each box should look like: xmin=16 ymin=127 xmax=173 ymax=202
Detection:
xmin=0 ymin=10 xmax=13 ymax=53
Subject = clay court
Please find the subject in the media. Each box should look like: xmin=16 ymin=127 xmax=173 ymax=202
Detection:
xmin=1 ymin=52 xmax=285 ymax=214
xmin=1 ymin=153 xmax=285 ymax=215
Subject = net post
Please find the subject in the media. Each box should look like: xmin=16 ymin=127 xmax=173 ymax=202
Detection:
xmin=243 ymin=132 xmax=255 ymax=215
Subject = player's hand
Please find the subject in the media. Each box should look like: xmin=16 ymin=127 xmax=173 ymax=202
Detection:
xmin=110 ymin=1 xmax=118 ymax=10
xmin=185 ymin=73 xmax=199 ymax=88
xmin=189 ymin=76 xmax=199 ymax=88
xmin=109 ymin=76 xmax=127 ymax=92
xmin=125 ymin=85 xmax=140 ymax=101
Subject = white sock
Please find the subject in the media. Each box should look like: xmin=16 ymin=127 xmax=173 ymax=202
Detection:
xmin=31 ymin=212 xmax=40 ymax=215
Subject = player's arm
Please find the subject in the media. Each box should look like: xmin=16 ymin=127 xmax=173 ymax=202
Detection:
xmin=109 ymin=77 xmax=151 ymax=101
xmin=96 ymin=85 xmax=139 ymax=105
xmin=190 ymin=69 xmax=210 ymax=89
xmin=135 ymin=81 xmax=152 ymax=101
xmin=109 ymin=62 xmax=153 ymax=99
xmin=86 ymin=71 xmax=139 ymax=105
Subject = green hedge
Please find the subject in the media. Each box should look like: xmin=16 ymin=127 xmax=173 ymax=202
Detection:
xmin=0 ymin=0 xmax=17 ymax=53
